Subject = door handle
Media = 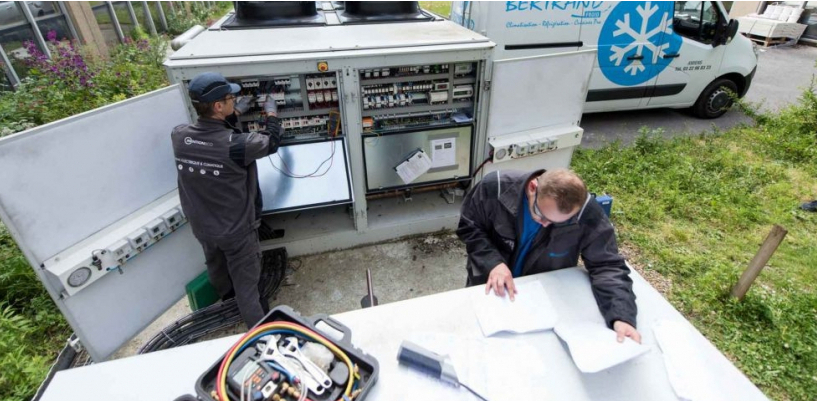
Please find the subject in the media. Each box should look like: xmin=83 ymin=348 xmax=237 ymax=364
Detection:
xmin=626 ymin=55 xmax=644 ymax=60
xmin=663 ymin=53 xmax=681 ymax=59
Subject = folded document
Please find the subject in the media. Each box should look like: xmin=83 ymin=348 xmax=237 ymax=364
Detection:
xmin=471 ymin=281 xmax=559 ymax=337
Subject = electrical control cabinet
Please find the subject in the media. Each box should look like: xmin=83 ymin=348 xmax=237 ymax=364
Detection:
xmin=226 ymin=72 xmax=343 ymax=144
xmin=359 ymin=62 xmax=477 ymax=134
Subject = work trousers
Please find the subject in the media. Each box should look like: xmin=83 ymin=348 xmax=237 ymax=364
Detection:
xmin=197 ymin=230 xmax=269 ymax=328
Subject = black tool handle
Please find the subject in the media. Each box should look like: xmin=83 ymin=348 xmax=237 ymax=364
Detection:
xmin=397 ymin=342 xmax=443 ymax=378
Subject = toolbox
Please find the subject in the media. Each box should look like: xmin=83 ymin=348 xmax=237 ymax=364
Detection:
xmin=195 ymin=305 xmax=379 ymax=401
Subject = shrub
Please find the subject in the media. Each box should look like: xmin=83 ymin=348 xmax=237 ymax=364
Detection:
xmin=0 ymin=32 xmax=169 ymax=137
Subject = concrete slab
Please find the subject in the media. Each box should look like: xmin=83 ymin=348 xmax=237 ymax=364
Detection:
xmin=112 ymin=231 xmax=468 ymax=359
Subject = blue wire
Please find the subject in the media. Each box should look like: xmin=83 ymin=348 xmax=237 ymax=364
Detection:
xmin=265 ymin=361 xmax=296 ymax=383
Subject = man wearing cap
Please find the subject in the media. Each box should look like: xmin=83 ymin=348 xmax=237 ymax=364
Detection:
xmin=456 ymin=169 xmax=641 ymax=343
xmin=171 ymin=72 xmax=281 ymax=328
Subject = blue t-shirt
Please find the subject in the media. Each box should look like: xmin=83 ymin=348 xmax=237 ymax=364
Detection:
xmin=512 ymin=196 xmax=542 ymax=277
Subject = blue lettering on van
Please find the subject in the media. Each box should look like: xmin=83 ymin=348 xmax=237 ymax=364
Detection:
xmin=541 ymin=20 xmax=570 ymax=29
xmin=598 ymin=2 xmax=682 ymax=86
xmin=506 ymin=21 xmax=540 ymax=28
xmin=506 ymin=1 xmax=606 ymax=12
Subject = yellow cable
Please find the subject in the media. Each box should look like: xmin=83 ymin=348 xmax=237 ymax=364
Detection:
xmin=218 ymin=322 xmax=355 ymax=401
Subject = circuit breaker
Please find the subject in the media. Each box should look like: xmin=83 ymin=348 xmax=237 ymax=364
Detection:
xmin=195 ymin=72 xmax=343 ymax=144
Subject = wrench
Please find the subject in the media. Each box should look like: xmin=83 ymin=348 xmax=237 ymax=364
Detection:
xmin=280 ymin=337 xmax=333 ymax=390
xmin=257 ymin=335 xmax=328 ymax=396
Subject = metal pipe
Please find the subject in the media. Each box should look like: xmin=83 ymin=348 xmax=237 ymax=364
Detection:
xmin=366 ymin=269 xmax=375 ymax=307
xmin=365 ymin=182 xmax=461 ymax=200
xmin=0 ymin=42 xmax=20 ymax=89
xmin=170 ymin=25 xmax=205 ymax=50
xmin=107 ymin=2 xmax=125 ymax=43
xmin=19 ymin=1 xmax=50 ymax=58
xmin=126 ymin=1 xmax=139 ymax=30
xmin=57 ymin=2 xmax=80 ymax=42
xmin=155 ymin=2 xmax=168 ymax=31
xmin=141 ymin=1 xmax=157 ymax=36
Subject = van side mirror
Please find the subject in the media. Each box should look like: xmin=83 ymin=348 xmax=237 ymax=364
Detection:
xmin=718 ymin=19 xmax=739 ymax=46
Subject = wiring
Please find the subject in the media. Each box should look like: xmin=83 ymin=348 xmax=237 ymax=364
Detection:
xmin=269 ymin=139 xmax=336 ymax=179
xmin=459 ymin=381 xmax=488 ymax=401
xmin=471 ymin=155 xmax=493 ymax=178
xmin=138 ymin=248 xmax=287 ymax=355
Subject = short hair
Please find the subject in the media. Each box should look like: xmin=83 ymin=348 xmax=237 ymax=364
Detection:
xmin=192 ymin=100 xmax=217 ymax=118
xmin=537 ymin=169 xmax=588 ymax=213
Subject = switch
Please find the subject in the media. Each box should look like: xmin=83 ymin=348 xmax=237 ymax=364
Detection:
xmin=126 ymin=229 xmax=149 ymax=251
xmin=109 ymin=239 xmax=133 ymax=264
xmin=162 ymin=209 xmax=183 ymax=231
xmin=514 ymin=143 xmax=528 ymax=157
xmin=144 ymin=219 xmax=168 ymax=241
xmin=527 ymin=141 xmax=538 ymax=155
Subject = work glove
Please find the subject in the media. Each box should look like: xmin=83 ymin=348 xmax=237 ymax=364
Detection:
xmin=263 ymin=94 xmax=278 ymax=117
xmin=234 ymin=95 xmax=253 ymax=115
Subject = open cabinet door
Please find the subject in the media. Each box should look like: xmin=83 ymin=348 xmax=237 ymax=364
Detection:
xmin=0 ymin=85 xmax=204 ymax=361
xmin=482 ymin=50 xmax=596 ymax=175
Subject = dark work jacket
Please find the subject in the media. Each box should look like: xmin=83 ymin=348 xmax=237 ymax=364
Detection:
xmin=456 ymin=169 xmax=637 ymax=328
xmin=171 ymin=114 xmax=282 ymax=241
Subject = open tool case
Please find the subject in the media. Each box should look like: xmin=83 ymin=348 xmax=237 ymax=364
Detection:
xmin=196 ymin=306 xmax=379 ymax=401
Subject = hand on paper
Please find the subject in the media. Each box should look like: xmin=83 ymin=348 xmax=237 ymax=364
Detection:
xmin=486 ymin=263 xmax=517 ymax=301
xmin=613 ymin=320 xmax=641 ymax=344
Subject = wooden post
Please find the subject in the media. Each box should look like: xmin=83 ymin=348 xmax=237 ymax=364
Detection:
xmin=731 ymin=225 xmax=788 ymax=300
xmin=63 ymin=2 xmax=109 ymax=57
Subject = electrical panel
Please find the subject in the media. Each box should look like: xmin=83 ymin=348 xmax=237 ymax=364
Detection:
xmin=42 ymin=193 xmax=188 ymax=297
xmin=359 ymin=62 xmax=478 ymax=133
xmin=489 ymin=125 xmax=584 ymax=164
xmin=205 ymin=72 xmax=343 ymax=144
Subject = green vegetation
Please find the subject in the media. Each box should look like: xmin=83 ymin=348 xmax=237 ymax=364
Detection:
xmin=572 ymin=88 xmax=817 ymax=400
xmin=0 ymin=36 xmax=169 ymax=137
xmin=0 ymin=224 xmax=69 ymax=399
xmin=419 ymin=1 xmax=453 ymax=18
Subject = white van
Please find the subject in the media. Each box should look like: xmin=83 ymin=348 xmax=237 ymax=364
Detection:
xmin=451 ymin=1 xmax=759 ymax=118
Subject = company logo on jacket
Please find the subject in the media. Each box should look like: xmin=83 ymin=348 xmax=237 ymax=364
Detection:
xmin=184 ymin=137 xmax=213 ymax=147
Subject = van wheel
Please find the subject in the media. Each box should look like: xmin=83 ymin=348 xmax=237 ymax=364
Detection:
xmin=692 ymin=78 xmax=738 ymax=119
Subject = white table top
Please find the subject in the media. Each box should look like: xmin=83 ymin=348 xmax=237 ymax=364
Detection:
xmin=42 ymin=267 xmax=767 ymax=401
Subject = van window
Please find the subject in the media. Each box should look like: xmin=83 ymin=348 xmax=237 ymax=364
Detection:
xmin=673 ymin=1 xmax=720 ymax=44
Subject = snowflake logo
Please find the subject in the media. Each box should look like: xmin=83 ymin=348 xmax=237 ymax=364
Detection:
xmin=598 ymin=2 xmax=682 ymax=86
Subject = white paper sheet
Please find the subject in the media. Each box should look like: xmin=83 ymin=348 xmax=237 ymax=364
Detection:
xmin=653 ymin=320 xmax=723 ymax=400
xmin=554 ymin=320 xmax=650 ymax=373
xmin=430 ymin=138 xmax=456 ymax=168
xmin=395 ymin=149 xmax=432 ymax=184
xmin=403 ymin=332 xmax=548 ymax=401
xmin=471 ymin=281 xmax=559 ymax=337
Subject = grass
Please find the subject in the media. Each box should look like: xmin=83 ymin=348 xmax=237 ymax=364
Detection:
xmin=572 ymin=89 xmax=817 ymax=400
xmin=419 ymin=1 xmax=452 ymax=18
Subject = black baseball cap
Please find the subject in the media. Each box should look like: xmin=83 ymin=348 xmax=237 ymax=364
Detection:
xmin=188 ymin=72 xmax=241 ymax=103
